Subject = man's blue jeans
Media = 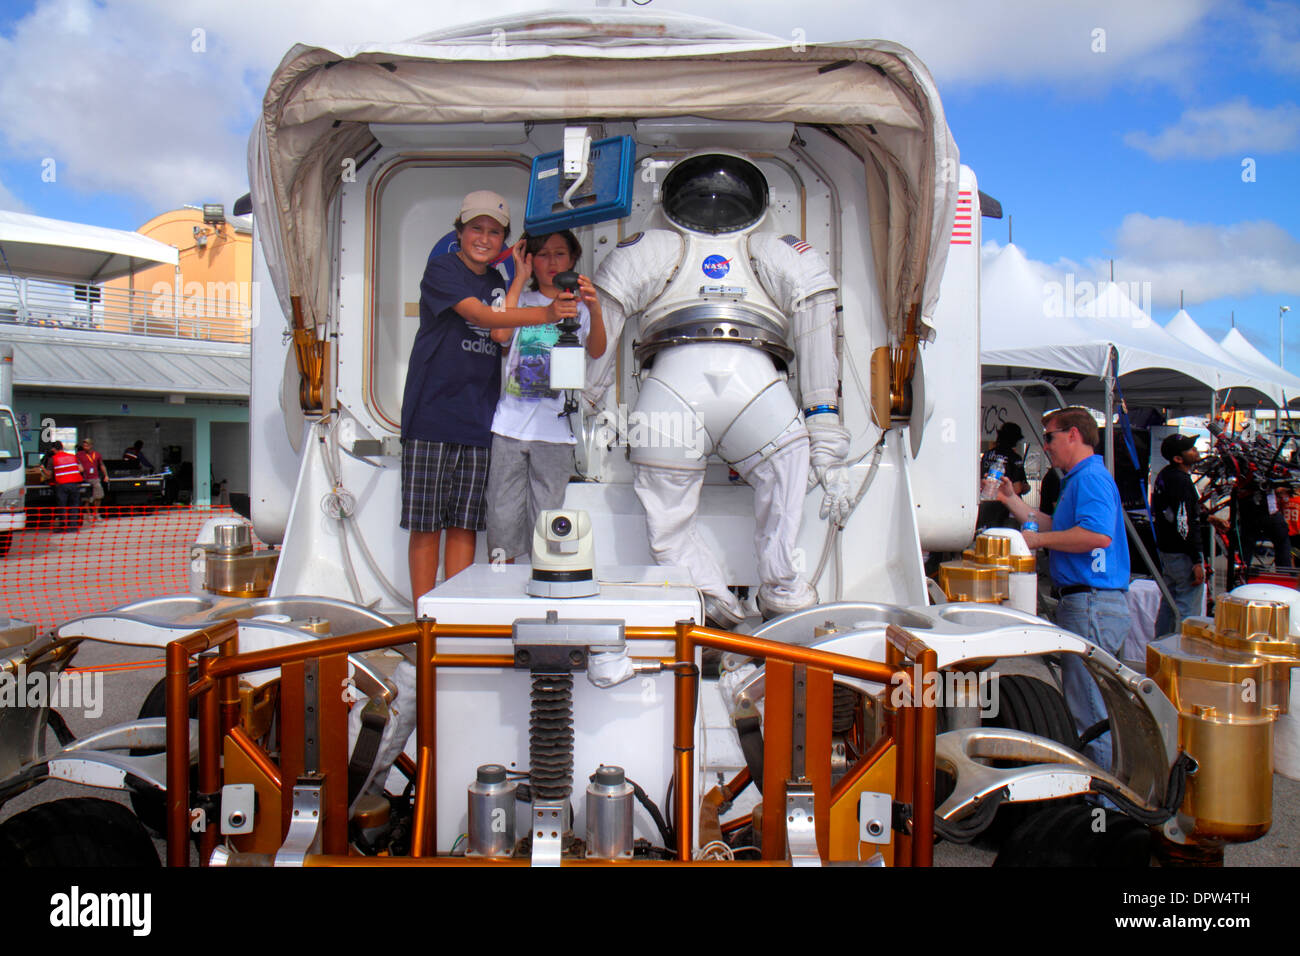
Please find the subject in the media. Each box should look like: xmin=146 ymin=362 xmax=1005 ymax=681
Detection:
xmin=1155 ymin=551 xmax=1203 ymax=638
xmin=1054 ymin=588 xmax=1130 ymax=770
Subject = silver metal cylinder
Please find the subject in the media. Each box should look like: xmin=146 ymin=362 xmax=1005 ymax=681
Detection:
xmin=213 ymin=522 xmax=252 ymax=553
xmin=467 ymin=764 xmax=517 ymax=858
xmin=585 ymin=765 xmax=634 ymax=859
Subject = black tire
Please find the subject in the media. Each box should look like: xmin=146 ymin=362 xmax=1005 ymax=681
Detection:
xmin=129 ymin=670 xmax=198 ymax=836
xmin=984 ymin=674 xmax=1080 ymax=751
xmin=0 ymin=798 xmax=159 ymax=866
xmin=994 ymin=801 xmax=1151 ymax=867
xmin=973 ymin=675 xmax=1081 ymax=847
xmin=0 ymin=531 xmax=10 ymax=557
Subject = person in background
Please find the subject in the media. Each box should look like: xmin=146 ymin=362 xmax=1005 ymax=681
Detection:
xmin=47 ymin=441 xmax=83 ymax=533
xmin=996 ymin=407 xmax=1130 ymax=770
xmin=76 ymin=438 xmax=109 ymax=522
xmin=1151 ymin=434 xmax=1208 ymax=635
xmin=976 ymin=421 xmax=1030 ymax=529
xmin=1279 ymin=482 xmax=1300 ymax=557
xmin=123 ymin=440 xmax=154 ymax=472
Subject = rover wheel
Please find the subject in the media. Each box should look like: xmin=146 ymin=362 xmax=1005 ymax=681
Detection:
xmin=128 ymin=670 xmax=198 ymax=835
xmin=973 ymin=675 xmax=1081 ymax=846
xmin=0 ymin=798 xmax=159 ymax=866
xmin=984 ymin=674 xmax=1079 ymax=751
xmin=993 ymin=801 xmax=1150 ymax=867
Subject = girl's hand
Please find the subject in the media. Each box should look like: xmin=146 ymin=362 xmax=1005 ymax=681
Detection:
xmin=511 ymin=240 xmax=532 ymax=279
xmin=545 ymin=294 xmax=578 ymax=326
xmin=577 ymin=274 xmax=601 ymax=311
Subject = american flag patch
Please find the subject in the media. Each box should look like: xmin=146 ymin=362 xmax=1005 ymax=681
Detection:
xmin=781 ymin=234 xmax=812 ymax=254
xmin=951 ymin=191 xmax=973 ymax=245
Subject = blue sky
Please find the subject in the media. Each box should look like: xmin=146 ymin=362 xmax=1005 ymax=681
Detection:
xmin=0 ymin=0 xmax=1297 ymax=371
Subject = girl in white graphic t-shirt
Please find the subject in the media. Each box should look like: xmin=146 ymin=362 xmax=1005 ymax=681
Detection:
xmin=485 ymin=231 xmax=607 ymax=562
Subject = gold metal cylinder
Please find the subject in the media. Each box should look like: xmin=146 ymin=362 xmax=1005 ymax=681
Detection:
xmin=935 ymin=561 xmax=1008 ymax=604
xmin=1215 ymin=596 xmax=1290 ymax=643
xmin=1179 ymin=708 xmax=1274 ymax=843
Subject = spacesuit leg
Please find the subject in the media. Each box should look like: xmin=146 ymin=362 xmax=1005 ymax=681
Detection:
xmin=629 ymin=373 xmax=745 ymax=625
xmin=728 ymin=413 xmax=818 ymax=617
xmin=633 ymin=464 xmax=745 ymax=624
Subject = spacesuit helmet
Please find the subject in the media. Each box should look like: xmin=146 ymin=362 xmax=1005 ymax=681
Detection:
xmin=660 ymin=152 xmax=768 ymax=235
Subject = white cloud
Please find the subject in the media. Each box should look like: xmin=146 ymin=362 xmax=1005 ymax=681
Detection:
xmin=1124 ymin=98 xmax=1300 ymax=159
xmin=0 ymin=175 xmax=29 ymax=213
xmin=1248 ymin=0 xmax=1300 ymax=75
xmin=1089 ymin=214 xmax=1300 ymax=308
xmin=0 ymin=0 xmax=1231 ymax=219
xmin=0 ymin=0 xmax=547 ymax=212
xmin=650 ymin=0 xmax=1214 ymax=86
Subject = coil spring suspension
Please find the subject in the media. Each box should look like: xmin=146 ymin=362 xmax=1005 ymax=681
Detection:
xmin=832 ymin=683 xmax=859 ymax=735
xmin=529 ymin=673 xmax=575 ymax=801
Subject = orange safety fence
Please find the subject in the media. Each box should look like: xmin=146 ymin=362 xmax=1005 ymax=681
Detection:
xmin=0 ymin=505 xmax=271 ymax=633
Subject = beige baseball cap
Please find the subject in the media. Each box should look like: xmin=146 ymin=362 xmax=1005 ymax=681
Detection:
xmin=459 ymin=190 xmax=510 ymax=228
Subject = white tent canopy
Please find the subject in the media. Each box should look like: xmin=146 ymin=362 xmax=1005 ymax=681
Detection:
xmin=980 ymin=244 xmax=1223 ymax=409
xmin=1220 ymin=328 xmax=1300 ymax=407
xmin=0 ymin=209 xmax=177 ymax=284
xmin=249 ymin=10 xmax=959 ymax=348
xmin=1165 ymin=310 xmax=1281 ymax=406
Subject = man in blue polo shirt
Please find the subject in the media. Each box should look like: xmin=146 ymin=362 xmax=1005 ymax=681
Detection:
xmin=997 ymin=406 xmax=1129 ymax=769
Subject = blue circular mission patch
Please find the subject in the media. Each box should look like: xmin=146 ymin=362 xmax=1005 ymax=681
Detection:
xmin=702 ymin=254 xmax=730 ymax=278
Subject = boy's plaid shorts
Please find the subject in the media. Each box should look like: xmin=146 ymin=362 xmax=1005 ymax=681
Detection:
xmin=400 ymin=438 xmax=490 ymax=533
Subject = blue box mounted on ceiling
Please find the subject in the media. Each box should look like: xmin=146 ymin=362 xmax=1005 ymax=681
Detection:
xmin=523 ymin=135 xmax=636 ymax=234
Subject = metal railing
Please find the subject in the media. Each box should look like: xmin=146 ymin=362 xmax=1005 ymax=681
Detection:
xmin=0 ymin=274 xmax=250 ymax=344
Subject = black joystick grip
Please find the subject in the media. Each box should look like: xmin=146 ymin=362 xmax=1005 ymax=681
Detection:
xmin=552 ymin=271 xmax=581 ymax=343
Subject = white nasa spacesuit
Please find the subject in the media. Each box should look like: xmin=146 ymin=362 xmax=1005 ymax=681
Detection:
xmin=588 ymin=153 xmax=851 ymax=623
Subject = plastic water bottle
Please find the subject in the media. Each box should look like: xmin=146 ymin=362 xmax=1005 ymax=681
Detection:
xmin=1022 ymin=518 xmax=1039 ymax=533
xmin=980 ymin=454 xmax=1006 ymax=502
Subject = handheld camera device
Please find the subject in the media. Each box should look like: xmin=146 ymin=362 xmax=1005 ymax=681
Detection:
xmin=549 ymin=270 xmax=585 ymax=392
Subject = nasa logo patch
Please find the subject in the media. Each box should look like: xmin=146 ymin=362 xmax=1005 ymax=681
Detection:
xmin=702 ymin=254 xmax=731 ymax=279
xmin=617 ymin=232 xmax=644 ymax=248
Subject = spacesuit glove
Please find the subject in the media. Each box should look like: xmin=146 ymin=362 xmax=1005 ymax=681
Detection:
xmin=806 ymin=418 xmax=850 ymax=491
xmin=819 ymin=463 xmax=853 ymax=527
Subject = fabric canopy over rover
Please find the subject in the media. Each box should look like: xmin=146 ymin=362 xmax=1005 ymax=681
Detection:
xmin=248 ymin=10 xmax=960 ymax=353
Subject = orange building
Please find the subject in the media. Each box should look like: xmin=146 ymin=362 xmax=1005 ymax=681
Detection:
xmin=102 ymin=205 xmax=252 ymax=343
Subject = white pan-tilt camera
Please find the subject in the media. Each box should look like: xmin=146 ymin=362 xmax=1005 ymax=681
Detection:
xmin=526 ymin=508 xmax=599 ymax=598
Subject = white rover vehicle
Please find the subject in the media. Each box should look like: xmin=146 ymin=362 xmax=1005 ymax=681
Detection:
xmin=3 ymin=11 xmax=1288 ymax=868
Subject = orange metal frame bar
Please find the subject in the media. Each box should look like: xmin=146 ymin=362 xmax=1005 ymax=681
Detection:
xmin=166 ymin=618 xmax=938 ymax=867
